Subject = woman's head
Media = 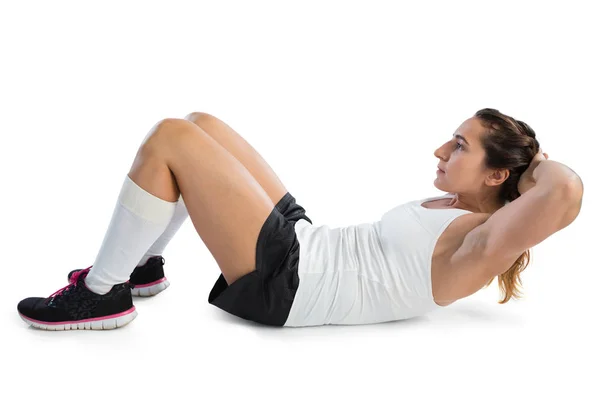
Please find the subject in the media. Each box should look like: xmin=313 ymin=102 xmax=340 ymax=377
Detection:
xmin=433 ymin=108 xmax=542 ymax=209
xmin=434 ymin=107 xmax=542 ymax=304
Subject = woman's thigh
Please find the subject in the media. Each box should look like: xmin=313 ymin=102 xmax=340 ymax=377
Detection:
xmin=146 ymin=118 xmax=276 ymax=285
xmin=183 ymin=112 xmax=288 ymax=207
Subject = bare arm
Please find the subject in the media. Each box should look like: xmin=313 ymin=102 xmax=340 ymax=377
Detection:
xmin=480 ymin=160 xmax=583 ymax=271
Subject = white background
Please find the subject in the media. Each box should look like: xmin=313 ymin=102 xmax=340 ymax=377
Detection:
xmin=2 ymin=0 xmax=598 ymax=399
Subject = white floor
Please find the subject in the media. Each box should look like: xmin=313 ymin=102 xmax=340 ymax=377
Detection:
xmin=5 ymin=232 xmax=598 ymax=399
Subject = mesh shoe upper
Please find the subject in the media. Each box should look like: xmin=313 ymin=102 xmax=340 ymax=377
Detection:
xmin=129 ymin=256 xmax=166 ymax=286
xmin=18 ymin=269 xmax=133 ymax=323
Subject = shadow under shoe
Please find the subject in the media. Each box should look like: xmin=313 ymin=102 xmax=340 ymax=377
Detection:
xmin=67 ymin=256 xmax=170 ymax=297
xmin=17 ymin=269 xmax=136 ymax=330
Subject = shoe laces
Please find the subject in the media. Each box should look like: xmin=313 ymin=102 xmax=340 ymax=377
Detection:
xmin=47 ymin=266 xmax=92 ymax=302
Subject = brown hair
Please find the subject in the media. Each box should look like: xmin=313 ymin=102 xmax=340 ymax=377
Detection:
xmin=473 ymin=108 xmax=540 ymax=304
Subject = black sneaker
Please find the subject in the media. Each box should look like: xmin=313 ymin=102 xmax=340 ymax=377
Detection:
xmin=67 ymin=255 xmax=169 ymax=297
xmin=17 ymin=268 xmax=137 ymax=330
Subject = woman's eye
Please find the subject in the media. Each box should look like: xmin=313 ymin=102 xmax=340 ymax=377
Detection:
xmin=455 ymin=142 xmax=463 ymax=150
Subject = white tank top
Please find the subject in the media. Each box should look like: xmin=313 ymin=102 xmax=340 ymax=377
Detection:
xmin=284 ymin=193 xmax=473 ymax=327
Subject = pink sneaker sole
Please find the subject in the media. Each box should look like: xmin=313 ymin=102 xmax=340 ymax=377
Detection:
xmin=19 ymin=307 xmax=138 ymax=330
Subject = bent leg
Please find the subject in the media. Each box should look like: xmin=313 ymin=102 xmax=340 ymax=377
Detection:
xmin=138 ymin=118 xmax=275 ymax=285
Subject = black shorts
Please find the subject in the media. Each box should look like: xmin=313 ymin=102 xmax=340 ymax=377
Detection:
xmin=207 ymin=192 xmax=313 ymax=326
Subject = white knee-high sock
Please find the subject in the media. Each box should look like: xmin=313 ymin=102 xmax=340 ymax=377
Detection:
xmin=85 ymin=174 xmax=178 ymax=295
xmin=137 ymin=194 xmax=189 ymax=266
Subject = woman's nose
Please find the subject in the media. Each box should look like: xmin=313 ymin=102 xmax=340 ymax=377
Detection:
xmin=434 ymin=148 xmax=446 ymax=160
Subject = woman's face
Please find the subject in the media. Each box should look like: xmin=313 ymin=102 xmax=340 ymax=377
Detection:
xmin=433 ymin=117 xmax=492 ymax=194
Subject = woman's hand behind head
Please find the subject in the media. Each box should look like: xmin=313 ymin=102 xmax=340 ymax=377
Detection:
xmin=517 ymin=149 xmax=549 ymax=195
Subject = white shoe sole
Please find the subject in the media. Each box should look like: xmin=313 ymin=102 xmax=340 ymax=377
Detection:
xmin=131 ymin=278 xmax=170 ymax=297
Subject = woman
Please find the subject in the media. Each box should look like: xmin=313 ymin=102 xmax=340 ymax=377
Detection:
xmin=17 ymin=108 xmax=584 ymax=330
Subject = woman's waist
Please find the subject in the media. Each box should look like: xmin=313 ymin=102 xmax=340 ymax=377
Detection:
xmin=295 ymin=222 xmax=396 ymax=276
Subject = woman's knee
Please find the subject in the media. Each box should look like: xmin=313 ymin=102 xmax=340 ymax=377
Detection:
xmin=141 ymin=118 xmax=198 ymax=151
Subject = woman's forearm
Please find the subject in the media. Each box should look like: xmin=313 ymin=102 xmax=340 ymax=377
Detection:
xmin=533 ymin=160 xmax=583 ymax=192
xmin=534 ymin=159 xmax=584 ymax=229
xmin=531 ymin=159 xmax=583 ymax=227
